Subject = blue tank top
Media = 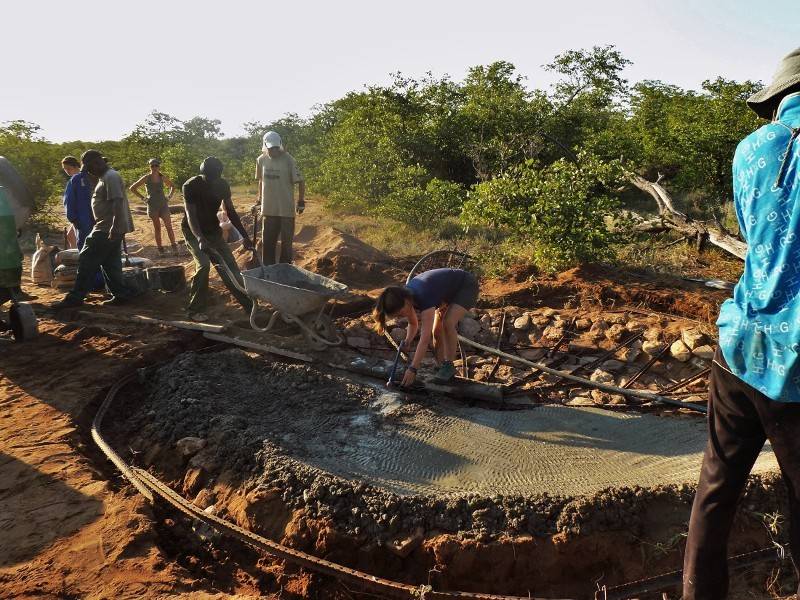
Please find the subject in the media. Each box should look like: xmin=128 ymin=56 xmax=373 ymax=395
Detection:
xmin=407 ymin=268 xmax=468 ymax=310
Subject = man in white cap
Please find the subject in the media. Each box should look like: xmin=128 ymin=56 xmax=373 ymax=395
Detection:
xmin=255 ymin=131 xmax=305 ymax=265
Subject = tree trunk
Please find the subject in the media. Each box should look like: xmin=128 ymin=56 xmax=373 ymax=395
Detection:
xmin=628 ymin=174 xmax=747 ymax=260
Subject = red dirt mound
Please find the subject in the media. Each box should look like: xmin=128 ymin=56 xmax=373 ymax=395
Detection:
xmin=293 ymin=225 xmax=402 ymax=292
xmin=482 ymin=263 xmax=729 ymax=323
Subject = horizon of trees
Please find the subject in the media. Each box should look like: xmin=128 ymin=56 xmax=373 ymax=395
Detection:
xmin=0 ymin=45 xmax=765 ymax=270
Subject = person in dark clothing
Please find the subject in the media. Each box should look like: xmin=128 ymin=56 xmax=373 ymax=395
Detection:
xmin=52 ymin=150 xmax=135 ymax=309
xmin=682 ymin=47 xmax=800 ymax=600
xmin=373 ymin=268 xmax=479 ymax=386
xmin=182 ymin=156 xmax=254 ymax=322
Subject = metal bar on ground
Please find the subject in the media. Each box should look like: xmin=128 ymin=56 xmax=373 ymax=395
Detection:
xmin=661 ymin=367 xmax=711 ymax=394
xmin=486 ymin=310 xmax=506 ymax=382
xmin=457 ymin=335 xmax=707 ymax=413
xmin=572 ymin=331 xmax=644 ymax=376
xmin=621 ymin=335 xmax=679 ymax=390
xmin=203 ymin=332 xmax=313 ymax=362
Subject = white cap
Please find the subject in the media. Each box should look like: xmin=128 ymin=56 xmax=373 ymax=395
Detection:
xmin=262 ymin=131 xmax=282 ymax=150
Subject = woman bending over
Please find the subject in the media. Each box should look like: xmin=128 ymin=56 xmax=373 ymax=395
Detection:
xmin=373 ymin=268 xmax=479 ymax=387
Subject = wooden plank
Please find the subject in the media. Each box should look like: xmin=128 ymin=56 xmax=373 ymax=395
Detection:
xmin=204 ymin=332 xmax=313 ymax=362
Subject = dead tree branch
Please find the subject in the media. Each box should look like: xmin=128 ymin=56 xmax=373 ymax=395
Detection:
xmin=628 ymin=174 xmax=746 ymax=260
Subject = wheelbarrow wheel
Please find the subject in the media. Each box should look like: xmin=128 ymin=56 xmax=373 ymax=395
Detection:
xmin=9 ymin=302 xmax=38 ymax=342
xmin=301 ymin=313 xmax=340 ymax=351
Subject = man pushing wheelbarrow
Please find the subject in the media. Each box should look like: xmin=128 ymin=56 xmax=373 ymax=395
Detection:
xmin=182 ymin=156 xmax=255 ymax=322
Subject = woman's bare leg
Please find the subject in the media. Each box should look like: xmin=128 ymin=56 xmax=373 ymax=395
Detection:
xmin=151 ymin=216 xmax=163 ymax=249
xmin=432 ymin=308 xmax=446 ymax=364
xmin=162 ymin=213 xmax=177 ymax=246
xmin=442 ymin=304 xmax=467 ymax=362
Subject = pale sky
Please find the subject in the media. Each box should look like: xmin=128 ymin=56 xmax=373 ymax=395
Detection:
xmin=1 ymin=0 xmax=796 ymax=142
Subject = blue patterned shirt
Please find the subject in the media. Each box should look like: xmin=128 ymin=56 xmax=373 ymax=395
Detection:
xmin=718 ymin=92 xmax=800 ymax=402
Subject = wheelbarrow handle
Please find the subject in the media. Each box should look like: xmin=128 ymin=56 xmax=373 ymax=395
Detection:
xmin=203 ymin=247 xmax=248 ymax=295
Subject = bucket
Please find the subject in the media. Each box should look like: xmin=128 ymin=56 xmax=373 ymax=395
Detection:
xmin=122 ymin=267 xmax=149 ymax=296
xmin=146 ymin=265 xmax=185 ymax=292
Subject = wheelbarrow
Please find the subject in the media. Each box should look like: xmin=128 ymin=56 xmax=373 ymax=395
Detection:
xmin=209 ymin=249 xmax=348 ymax=351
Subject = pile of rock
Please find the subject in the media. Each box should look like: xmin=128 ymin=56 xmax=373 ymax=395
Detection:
xmin=669 ymin=329 xmax=715 ymax=363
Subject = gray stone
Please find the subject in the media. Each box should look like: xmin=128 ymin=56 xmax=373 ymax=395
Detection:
xmin=670 ymin=339 xmax=692 ymax=362
xmin=693 ymin=345 xmax=715 ymax=360
xmin=601 ymin=359 xmax=626 ymax=372
xmin=643 ymin=327 xmax=662 ymax=342
xmin=458 ymin=317 xmax=481 ymax=338
xmin=682 ymin=329 xmax=707 ymax=351
xmin=590 ymin=369 xmax=615 ymax=384
xmin=176 ymin=436 xmax=206 ymax=458
xmin=642 ymin=340 xmax=663 ymax=355
xmin=389 ymin=327 xmax=406 ymax=344
xmin=566 ymin=396 xmax=595 ymax=407
xmin=346 ymin=336 xmax=371 ymax=349
xmin=605 ymin=324 xmax=628 ymax=342
xmin=621 ymin=340 xmax=642 ymax=363
xmin=513 ymin=314 xmax=531 ymax=331
xmin=479 ymin=314 xmax=493 ymax=331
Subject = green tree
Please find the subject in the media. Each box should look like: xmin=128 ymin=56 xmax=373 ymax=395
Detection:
xmin=462 ymin=153 xmax=625 ymax=271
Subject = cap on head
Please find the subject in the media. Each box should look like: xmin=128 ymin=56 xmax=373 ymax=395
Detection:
xmin=148 ymin=158 xmax=161 ymax=166
xmin=747 ymin=47 xmax=800 ymax=119
xmin=200 ymin=156 xmax=224 ymax=180
xmin=80 ymin=149 xmax=104 ymax=173
xmin=262 ymin=130 xmax=282 ymax=150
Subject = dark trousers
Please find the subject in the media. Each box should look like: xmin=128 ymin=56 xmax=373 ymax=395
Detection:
xmin=683 ymin=349 xmax=800 ymax=599
xmin=66 ymin=230 xmax=130 ymax=302
xmin=261 ymin=216 xmax=294 ymax=265
xmin=182 ymin=221 xmax=252 ymax=314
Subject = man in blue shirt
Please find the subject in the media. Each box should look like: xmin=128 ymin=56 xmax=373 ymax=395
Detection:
xmin=683 ymin=48 xmax=800 ymax=600
xmin=61 ymin=155 xmax=95 ymax=249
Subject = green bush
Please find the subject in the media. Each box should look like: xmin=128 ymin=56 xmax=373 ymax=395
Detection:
xmin=461 ymin=153 xmax=625 ymax=271
xmin=376 ymin=165 xmax=465 ymax=228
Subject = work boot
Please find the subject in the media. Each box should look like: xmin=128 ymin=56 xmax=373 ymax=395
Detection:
xmin=433 ymin=361 xmax=456 ymax=383
xmin=188 ymin=312 xmax=209 ymax=323
xmin=157 ymin=246 xmax=165 ymax=256
xmin=52 ymin=296 xmax=83 ymax=310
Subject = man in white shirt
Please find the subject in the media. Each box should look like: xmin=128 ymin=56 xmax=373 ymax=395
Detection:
xmin=255 ymin=131 xmax=305 ymax=265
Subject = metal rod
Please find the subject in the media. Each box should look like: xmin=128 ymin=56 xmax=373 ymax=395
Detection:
xmin=572 ymin=331 xmax=644 ymax=376
xmin=622 ymin=335 xmax=679 ymax=390
xmin=662 ymin=367 xmax=711 ymax=394
xmin=487 ymin=310 xmax=507 ymax=382
xmin=457 ymin=335 xmax=707 ymax=413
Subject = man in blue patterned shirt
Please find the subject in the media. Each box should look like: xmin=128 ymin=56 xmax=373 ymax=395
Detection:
xmin=683 ymin=48 xmax=800 ymax=600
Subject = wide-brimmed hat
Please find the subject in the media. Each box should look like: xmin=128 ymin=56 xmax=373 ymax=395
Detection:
xmin=747 ymin=47 xmax=800 ymax=119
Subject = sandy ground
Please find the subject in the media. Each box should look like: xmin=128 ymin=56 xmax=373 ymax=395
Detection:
xmin=0 ymin=192 xmax=795 ymax=598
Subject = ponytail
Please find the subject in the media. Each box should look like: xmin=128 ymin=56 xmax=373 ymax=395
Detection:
xmin=372 ymin=286 xmax=413 ymax=334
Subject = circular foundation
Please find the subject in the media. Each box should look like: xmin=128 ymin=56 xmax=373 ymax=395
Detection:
xmin=132 ymin=349 xmax=777 ymax=499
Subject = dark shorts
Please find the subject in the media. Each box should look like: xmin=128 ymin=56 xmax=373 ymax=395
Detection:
xmin=450 ymin=272 xmax=479 ymax=309
xmin=147 ymin=197 xmax=170 ymax=220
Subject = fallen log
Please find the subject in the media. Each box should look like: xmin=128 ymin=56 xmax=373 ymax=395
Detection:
xmin=628 ymin=174 xmax=746 ymax=260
